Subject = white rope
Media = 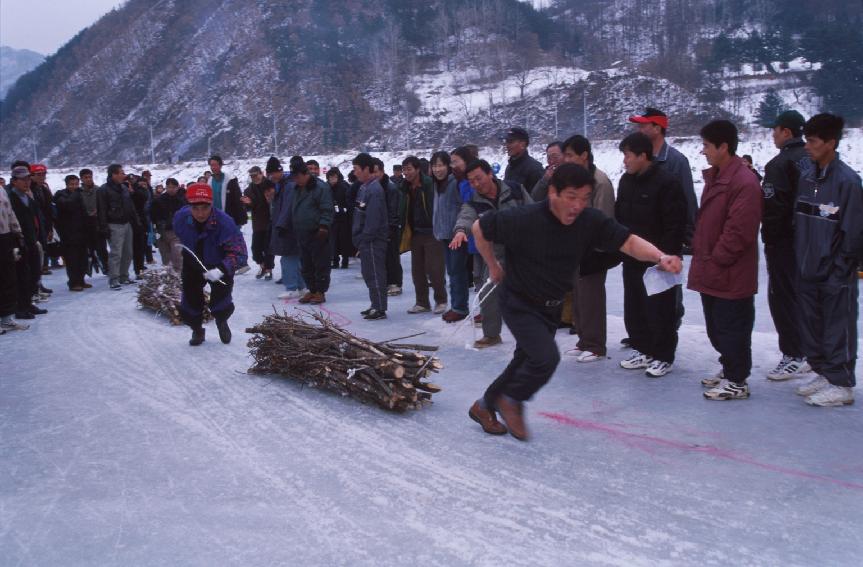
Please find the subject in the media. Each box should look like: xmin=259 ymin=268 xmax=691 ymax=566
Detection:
xmin=439 ymin=278 xmax=498 ymax=348
xmin=180 ymin=244 xmax=227 ymax=285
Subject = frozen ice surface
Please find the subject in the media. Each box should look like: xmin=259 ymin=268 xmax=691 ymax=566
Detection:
xmin=2 ymin=223 xmax=863 ymax=566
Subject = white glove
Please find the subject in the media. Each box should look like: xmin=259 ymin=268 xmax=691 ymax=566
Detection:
xmin=204 ymin=268 xmax=224 ymax=282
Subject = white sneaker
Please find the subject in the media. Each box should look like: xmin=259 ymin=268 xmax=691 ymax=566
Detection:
xmin=620 ymin=351 xmax=653 ymax=370
xmin=278 ymin=290 xmax=302 ymax=299
xmin=796 ymin=375 xmax=830 ymax=397
xmin=407 ymin=304 xmax=431 ymax=314
xmin=701 ymin=369 xmax=724 ymax=387
xmin=805 ymin=384 xmax=854 ymax=407
xmin=1 ymin=320 xmax=30 ymax=331
xmin=703 ymin=379 xmax=750 ymax=400
xmin=564 ymin=348 xmax=583 ymax=357
xmin=645 ymin=360 xmax=673 ymax=377
xmin=767 ymin=356 xmax=811 ymax=381
xmin=433 ymin=303 xmax=447 ymax=315
xmin=387 ymin=285 xmax=403 ymax=296
xmin=235 ymin=265 xmax=251 ymax=275
xmin=576 ymin=351 xmax=602 ymax=363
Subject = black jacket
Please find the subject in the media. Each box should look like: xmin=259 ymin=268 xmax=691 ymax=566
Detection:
xmin=97 ymin=181 xmax=140 ymax=231
xmin=330 ymin=180 xmax=351 ymax=221
xmin=243 ymin=180 xmax=273 ymax=232
xmin=761 ymin=138 xmax=806 ymax=245
xmin=504 ymin=151 xmax=545 ymax=194
xmin=615 ymin=164 xmax=686 ymax=258
xmin=52 ymin=189 xmax=88 ymax=244
xmin=401 ymin=174 xmax=435 ymax=234
xmin=6 ymin=188 xmax=40 ymax=247
xmin=150 ymin=190 xmax=187 ymax=233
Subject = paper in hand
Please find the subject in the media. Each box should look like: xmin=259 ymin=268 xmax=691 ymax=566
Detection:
xmin=643 ymin=265 xmax=684 ymax=296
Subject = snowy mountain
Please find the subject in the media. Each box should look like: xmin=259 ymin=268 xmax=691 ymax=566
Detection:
xmin=0 ymin=46 xmax=44 ymax=100
xmin=0 ymin=0 xmax=860 ymax=166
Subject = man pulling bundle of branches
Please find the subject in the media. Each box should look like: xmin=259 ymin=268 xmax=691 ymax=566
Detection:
xmin=246 ymin=310 xmax=443 ymax=412
xmin=137 ymin=268 xmax=212 ymax=326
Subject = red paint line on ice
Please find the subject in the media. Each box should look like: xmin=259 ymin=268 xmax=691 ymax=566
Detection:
xmin=317 ymin=305 xmax=353 ymax=327
xmin=539 ymin=411 xmax=863 ymax=491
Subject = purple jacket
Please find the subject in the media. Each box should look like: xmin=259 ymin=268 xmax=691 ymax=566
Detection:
xmin=173 ymin=206 xmax=248 ymax=275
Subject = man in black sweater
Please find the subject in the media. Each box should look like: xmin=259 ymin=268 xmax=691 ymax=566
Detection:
xmin=468 ymin=164 xmax=682 ymax=441
xmin=53 ymin=174 xmax=90 ymax=291
xmin=615 ymin=133 xmax=686 ymax=378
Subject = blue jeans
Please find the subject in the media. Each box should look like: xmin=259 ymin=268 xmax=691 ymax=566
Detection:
xmin=443 ymin=240 xmax=469 ymax=315
xmin=280 ymin=255 xmax=305 ymax=291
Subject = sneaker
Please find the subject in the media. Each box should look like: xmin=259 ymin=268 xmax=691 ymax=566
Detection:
xmin=1 ymin=320 xmax=29 ymax=331
xmin=703 ymin=379 xmax=750 ymax=400
xmin=110 ymin=279 xmax=122 ymax=290
xmin=298 ymin=291 xmax=315 ymax=304
xmin=473 ymin=336 xmax=502 ymax=349
xmin=576 ymin=351 xmax=603 ymax=364
xmin=386 ymin=285 xmax=402 ymax=296
xmin=263 ymin=270 xmax=273 ymax=281
xmin=255 ymin=268 xmax=264 ymax=279
xmin=473 ymin=314 xmax=483 ymax=328
xmin=442 ymin=310 xmax=467 ymax=323
xmin=805 ymin=384 xmax=854 ymax=407
xmin=360 ymin=307 xmax=374 ymax=316
xmin=235 ymin=265 xmax=251 ymax=275
xmin=645 ymin=360 xmax=673 ymax=377
xmin=796 ymin=375 xmax=830 ymax=397
xmin=216 ymin=319 xmax=231 ymax=344
xmin=29 ymin=305 xmax=47 ymax=315
xmin=564 ymin=348 xmax=583 ymax=357
xmin=309 ymin=292 xmax=326 ymax=305
xmin=407 ymin=304 xmax=431 ymax=314
xmin=620 ymin=351 xmax=653 ymax=370
xmin=767 ymin=356 xmax=811 ymax=381
xmin=278 ymin=290 xmax=302 ymax=299
xmin=701 ymin=369 xmax=724 ymax=387
xmin=433 ymin=303 xmax=447 ymax=315
xmin=363 ymin=309 xmax=387 ymax=320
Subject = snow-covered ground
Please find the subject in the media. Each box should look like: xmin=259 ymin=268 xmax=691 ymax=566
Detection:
xmin=5 ymin=131 xmax=863 ymax=565
xmin=3 ymin=212 xmax=863 ymax=565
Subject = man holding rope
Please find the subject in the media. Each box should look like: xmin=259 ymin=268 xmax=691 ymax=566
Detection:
xmin=174 ymin=183 xmax=248 ymax=346
xmin=468 ymin=164 xmax=682 ymax=441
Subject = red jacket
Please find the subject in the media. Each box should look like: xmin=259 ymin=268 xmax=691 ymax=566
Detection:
xmin=687 ymin=156 xmax=762 ymax=299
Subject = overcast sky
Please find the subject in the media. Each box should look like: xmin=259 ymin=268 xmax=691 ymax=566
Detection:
xmin=0 ymin=0 xmax=125 ymax=55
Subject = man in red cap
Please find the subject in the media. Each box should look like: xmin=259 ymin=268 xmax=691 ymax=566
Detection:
xmin=173 ymin=183 xmax=248 ymax=346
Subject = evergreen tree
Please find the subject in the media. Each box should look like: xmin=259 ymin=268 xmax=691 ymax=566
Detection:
xmin=756 ymin=89 xmax=786 ymax=127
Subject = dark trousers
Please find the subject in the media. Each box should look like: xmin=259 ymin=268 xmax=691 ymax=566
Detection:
xmin=15 ymin=244 xmax=40 ymax=311
xmin=62 ymin=241 xmax=89 ymax=288
xmin=701 ymin=293 xmax=754 ymax=384
xmin=251 ymin=230 xmax=275 ymax=270
xmin=360 ymin=239 xmax=388 ymax=311
xmin=0 ymin=234 xmax=18 ymax=317
xmin=571 ymin=269 xmax=608 ymax=356
xmin=623 ymin=262 xmax=679 ymax=363
xmin=84 ymin=217 xmax=108 ymax=273
xmin=798 ymin=273 xmax=858 ymax=387
xmin=385 ymin=226 xmax=403 ymax=287
xmin=298 ymin=230 xmax=332 ymax=294
xmin=410 ymin=232 xmax=447 ymax=308
xmin=180 ymin=260 xmax=234 ymax=329
xmin=765 ymin=242 xmax=802 ymax=357
xmin=132 ymin=224 xmax=147 ymax=273
xmin=331 ymin=217 xmax=352 ymax=267
xmin=444 ymin=240 xmax=470 ymax=314
xmin=484 ymin=287 xmax=562 ymax=406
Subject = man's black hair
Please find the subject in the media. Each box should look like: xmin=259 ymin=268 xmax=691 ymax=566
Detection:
xmin=79 ymin=168 xmax=93 ymax=177
xmin=166 ymin=177 xmax=179 ymax=187
xmin=402 ymin=155 xmax=422 ymax=170
xmin=11 ymin=160 xmax=29 ymax=171
xmin=372 ymin=157 xmax=385 ymax=171
xmin=392 ymin=164 xmax=403 ymax=172
xmin=326 ymin=167 xmax=344 ymax=182
xmin=352 ymin=152 xmax=375 ymax=171
xmin=418 ymin=157 xmax=430 ymax=176
xmin=64 ymin=174 xmax=79 ymax=184
xmin=289 ymin=155 xmax=308 ymax=175
xmin=430 ymin=150 xmax=451 ymax=167
xmin=465 ymin=159 xmax=492 ymax=176
xmin=208 ymin=155 xmax=223 ymax=165
xmin=562 ymin=134 xmax=595 ymax=170
xmin=549 ymin=163 xmax=596 ymax=194
xmin=546 ymin=141 xmax=564 ymax=152
xmin=107 ymin=163 xmax=123 ymax=176
xmin=700 ymin=120 xmax=739 ymax=156
xmin=618 ymin=132 xmax=654 ymax=161
xmin=451 ymin=146 xmax=477 ymax=164
xmin=804 ymin=113 xmax=845 ymax=147
xmin=305 ymin=159 xmax=320 ymax=167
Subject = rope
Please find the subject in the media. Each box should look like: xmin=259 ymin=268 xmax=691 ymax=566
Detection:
xmin=180 ymin=244 xmax=227 ymax=285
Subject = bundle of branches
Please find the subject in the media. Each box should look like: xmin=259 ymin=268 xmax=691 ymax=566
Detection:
xmin=136 ymin=268 xmax=212 ymax=325
xmin=246 ymin=310 xmax=443 ymax=412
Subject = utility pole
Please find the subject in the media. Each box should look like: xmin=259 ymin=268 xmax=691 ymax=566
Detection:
xmin=273 ymin=113 xmax=278 ymax=156
xmin=32 ymin=139 xmax=37 ymax=163
xmin=207 ymin=134 xmax=212 ymax=159
xmin=149 ymin=126 xmax=155 ymax=164
xmin=583 ymin=89 xmax=588 ymax=137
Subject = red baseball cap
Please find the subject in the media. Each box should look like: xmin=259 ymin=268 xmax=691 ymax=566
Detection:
xmin=29 ymin=164 xmax=47 ymax=174
xmin=186 ymin=183 xmax=213 ymax=204
xmin=628 ymin=108 xmax=669 ymax=129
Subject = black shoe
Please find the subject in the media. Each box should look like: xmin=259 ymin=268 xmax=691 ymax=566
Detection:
xmin=341 ymin=261 xmax=349 ymax=269
xmin=15 ymin=311 xmax=35 ymax=320
xmin=360 ymin=307 xmax=373 ymax=316
xmin=110 ymin=280 xmax=122 ymax=290
xmin=275 ymin=278 xmax=283 ymax=285
xmin=620 ymin=337 xmax=631 ymax=348
xmin=29 ymin=305 xmax=48 ymax=315
xmin=363 ymin=309 xmax=387 ymax=320
xmin=189 ymin=327 xmax=205 ymax=346
xmin=263 ymin=271 xmax=273 ymax=281
xmin=216 ymin=319 xmax=231 ymax=344
xmin=39 ymin=285 xmax=53 ymax=294
xmin=331 ymin=262 xmax=340 ymax=269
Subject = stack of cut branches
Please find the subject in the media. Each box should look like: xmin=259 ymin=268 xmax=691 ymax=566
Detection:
xmin=246 ymin=310 xmax=443 ymax=411
xmin=136 ymin=268 xmax=212 ymax=325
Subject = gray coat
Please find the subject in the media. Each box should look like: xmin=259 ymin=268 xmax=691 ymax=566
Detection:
xmin=453 ymin=178 xmax=532 ymax=262
xmin=655 ymin=142 xmax=696 ymax=242
xmin=352 ymin=179 xmax=389 ymax=247
xmin=432 ymin=174 xmax=461 ymax=241
xmin=270 ymin=178 xmax=300 ymax=256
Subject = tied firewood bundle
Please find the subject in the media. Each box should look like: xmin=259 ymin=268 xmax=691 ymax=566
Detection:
xmin=246 ymin=310 xmax=443 ymax=412
xmin=136 ymin=268 xmax=212 ymax=325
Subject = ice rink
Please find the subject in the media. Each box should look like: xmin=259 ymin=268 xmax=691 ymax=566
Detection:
xmin=3 ymin=236 xmax=863 ymax=566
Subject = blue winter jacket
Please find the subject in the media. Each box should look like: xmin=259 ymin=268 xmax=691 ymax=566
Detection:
xmin=269 ymin=178 xmax=300 ymax=256
xmin=173 ymin=206 xmax=248 ymax=275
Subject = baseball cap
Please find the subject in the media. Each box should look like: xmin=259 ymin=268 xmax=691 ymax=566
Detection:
xmin=504 ymin=127 xmax=530 ymax=143
xmin=770 ymin=110 xmax=806 ymax=132
xmin=29 ymin=164 xmax=47 ymax=174
xmin=628 ymin=108 xmax=669 ymax=129
xmin=186 ymin=183 xmax=213 ymax=204
xmin=11 ymin=166 xmax=31 ymax=179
